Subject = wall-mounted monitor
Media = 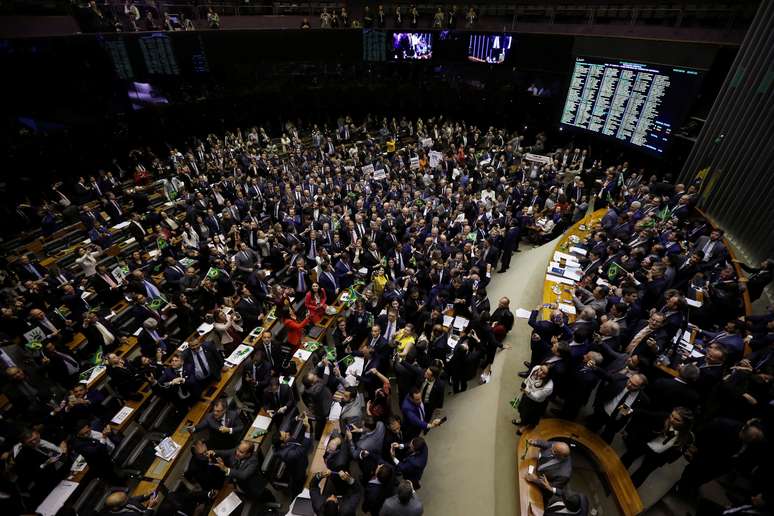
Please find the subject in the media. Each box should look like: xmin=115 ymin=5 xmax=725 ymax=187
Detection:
xmin=467 ymin=34 xmax=512 ymax=64
xmin=391 ymin=32 xmax=433 ymax=60
xmin=559 ymin=56 xmax=703 ymax=155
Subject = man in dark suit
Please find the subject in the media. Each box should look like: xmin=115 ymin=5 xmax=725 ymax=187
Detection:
xmin=162 ymin=257 xmax=186 ymax=290
xmin=262 ymin=376 xmax=295 ymax=417
xmin=233 ymin=286 xmax=262 ymax=333
xmin=418 ymin=366 xmax=445 ymax=422
xmin=400 ymin=387 xmax=443 ymax=440
xmin=393 ymin=350 xmax=424 ymax=403
xmin=16 ymin=254 xmax=47 ymax=282
xmin=318 ymin=262 xmax=340 ymax=296
xmin=13 ymin=428 xmax=71 ymax=504
xmin=587 ymin=373 xmax=649 ymax=443
xmin=624 ymin=312 xmax=670 ymax=370
xmin=40 ymin=341 xmax=81 ymax=388
xmin=189 ymin=398 xmax=243 ymax=450
xmin=150 ymin=353 xmax=200 ymax=410
xmin=273 ymin=414 xmax=313 ymax=498
xmin=693 ymin=229 xmax=727 ymax=265
xmin=647 ymin=364 xmax=700 ymax=411
xmin=366 ymin=324 xmax=391 ymax=362
xmin=525 ymin=439 xmax=573 ymax=488
xmin=391 ymin=437 xmax=429 ymax=490
xmin=309 ymin=469 xmax=361 ymax=516
xmin=182 ymin=335 xmax=223 ymax=384
xmin=70 ymin=420 xmax=125 ymax=485
xmin=286 ymin=257 xmax=312 ymax=295
xmin=4 ymin=367 xmax=58 ymax=424
xmin=128 ymin=212 xmax=148 ymax=247
xmin=209 ymin=441 xmax=268 ymax=500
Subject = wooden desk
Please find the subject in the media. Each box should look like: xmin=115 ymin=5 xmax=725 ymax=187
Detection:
xmin=541 ymin=209 xmax=606 ymax=323
xmin=517 ymin=419 xmax=643 ymax=516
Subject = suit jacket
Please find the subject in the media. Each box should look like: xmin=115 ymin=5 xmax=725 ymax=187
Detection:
xmin=262 ymin=384 xmax=295 ymax=412
xmin=309 ymin=474 xmax=360 ymax=516
xmin=379 ymin=494 xmax=423 ymax=516
xmin=182 ymin=342 xmax=224 ymax=382
xmin=275 ymin=435 xmax=312 ymax=489
xmin=396 ymin=445 xmax=429 ymax=488
xmin=194 ymin=408 xmax=243 ymax=448
xmin=400 ymin=397 xmax=429 ymax=439
xmin=532 ymin=440 xmax=572 ymax=487
xmin=647 ymin=377 xmax=699 ymax=411
xmin=693 ymin=235 xmax=726 ymax=263
xmin=213 ymin=447 xmax=267 ymax=498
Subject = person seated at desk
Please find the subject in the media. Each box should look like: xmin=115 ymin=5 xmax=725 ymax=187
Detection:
xmin=39 ymin=340 xmax=81 ymax=389
xmin=525 ymin=475 xmax=589 ymax=516
xmin=182 ymin=333 xmax=223 ymax=385
xmin=12 ymin=428 xmax=71 ymax=506
xmin=70 ymin=419 xmax=132 ymax=486
xmin=54 ymin=381 xmax=107 ymax=432
xmin=309 ymin=469 xmax=362 ymax=516
xmin=273 ymin=413 xmax=313 ymax=498
xmin=101 ymin=490 xmax=160 ymax=515
xmin=106 ymin=352 xmax=155 ymax=401
xmin=524 ymin=440 xmax=573 ymax=488
xmin=697 ymin=319 xmax=746 ymax=363
xmin=187 ymin=398 xmax=243 ymax=450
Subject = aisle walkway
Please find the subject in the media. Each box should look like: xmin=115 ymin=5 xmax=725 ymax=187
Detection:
xmin=419 ymin=237 xmax=559 ymax=516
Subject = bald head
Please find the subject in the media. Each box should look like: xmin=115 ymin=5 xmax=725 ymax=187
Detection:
xmin=552 ymin=442 xmax=571 ymax=458
xmin=105 ymin=491 xmax=128 ymax=509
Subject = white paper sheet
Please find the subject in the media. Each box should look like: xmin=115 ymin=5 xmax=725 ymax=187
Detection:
xmin=111 ymin=406 xmax=134 ymax=425
xmin=36 ymin=480 xmax=79 ymax=516
xmin=569 ymin=246 xmax=587 ymax=256
xmin=443 ymin=315 xmax=455 ymax=327
xmin=225 ymin=344 xmax=254 ymax=366
xmin=293 ymin=349 xmax=313 ymax=362
xmin=214 ymin=491 xmax=243 ymax=516
xmin=251 ymin=414 xmax=273 ymax=431
xmin=558 ymin=303 xmax=577 ymax=315
xmin=452 ymin=316 xmax=469 ymax=331
xmin=328 ymin=402 xmax=343 ymax=421
xmin=546 ymin=274 xmax=575 ymax=286
xmin=515 ymin=308 xmax=533 ymax=319
xmin=686 ymin=298 xmax=703 ymax=308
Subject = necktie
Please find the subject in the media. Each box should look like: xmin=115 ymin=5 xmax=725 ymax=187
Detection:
xmin=265 ymin=343 xmax=273 ymax=366
xmin=421 ymin=381 xmax=430 ymax=402
xmin=195 ymin=349 xmax=209 ymax=378
xmin=298 ymin=271 xmax=306 ymax=292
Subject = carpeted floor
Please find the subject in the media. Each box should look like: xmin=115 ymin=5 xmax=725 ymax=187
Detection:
xmin=419 ymin=237 xmax=559 ymax=516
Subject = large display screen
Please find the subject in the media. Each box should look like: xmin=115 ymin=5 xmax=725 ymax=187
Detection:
xmin=391 ymin=32 xmax=433 ymax=60
xmin=560 ymin=56 xmax=703 ymax=155
xmin=467 ymin=34 xmax=512 ymax=64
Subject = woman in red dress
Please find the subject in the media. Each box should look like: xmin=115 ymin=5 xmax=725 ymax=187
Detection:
xmin=304 ymin=282 xmax=328 ymax=324
xmin=280 ymin=306 xmax=310 ymax=349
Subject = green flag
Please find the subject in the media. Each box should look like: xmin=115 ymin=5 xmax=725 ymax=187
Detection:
xmin=608 ymin=262 xmax=621 ymax=282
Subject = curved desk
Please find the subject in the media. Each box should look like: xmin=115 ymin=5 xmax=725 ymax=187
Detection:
xmin=517 ymin=419 xmax=643 ymax=516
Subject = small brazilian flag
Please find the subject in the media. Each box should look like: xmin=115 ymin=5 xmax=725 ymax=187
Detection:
xmin=206 ymin=267 xmax=220 ymax=280
xmin=608 ymin=262 xmax=621 ymax=282
xmin=340 ymin=355 xmax=355 ymax=368
xmin=324 ymin=346 xmax=337 ymax=361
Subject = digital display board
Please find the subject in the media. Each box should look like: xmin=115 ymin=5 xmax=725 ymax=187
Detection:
xmin=560 ymin=56 xmax=703 ymax=155
xmin=467 ymin=34 xmax=512 ymax=64
xmin=391 ymin=32 xmax=432 ymax=60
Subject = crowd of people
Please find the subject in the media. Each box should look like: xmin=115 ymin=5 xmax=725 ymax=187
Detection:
xmin=0 ymin=112 xmax=771 ymax=516
xmin=515 ymin=168 xmax=773 ymax=512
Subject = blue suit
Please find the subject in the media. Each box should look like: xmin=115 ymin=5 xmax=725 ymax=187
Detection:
xmin=400 ymin=396 xmax=429 ymax=439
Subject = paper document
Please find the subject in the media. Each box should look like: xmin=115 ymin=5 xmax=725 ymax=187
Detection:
xmin=557 ymin=303 xmax=577 ymax=315
xmin=328 ymin=402 xmax=343 ymax=421
xmin=225 ymin=344 xmax=254 ymax=366
xmin=70 ymin=455 xmax=87 ymax=473
xmin=36 ymin=480 xmax=79 ymax=516
xmin=155 ymin=437 xmax=180 ymax=461
xmin=112 ymin=221 xmax=131 ymax=230
xmin=685 ymin=298 xmax=703 ymax=308
xmin=279 ymin=375 xmax=295 ymax=387
xmin=452 ymin=316 xmax=469 ymax=331
xmin=214 ymin=491 xmax=243 ymax=516
xmin=569 ymin=246 xmax=587 ymax=256
xmin=447 ymin=335 xmax=460 ymax=349
xmin=251 ymin=414 xmax=273 ymax=432
xmin=554 ymin=251 xmax=579 ymax=263
xmin=563 ymin=269 xmax=582 ymax=282
xmin=197 ymin=322 xmax=214 ymax=335
xmin=546 ymin=274 xmax=575 ymax=286
xmin=515 ymin=308 xmax=533 ymax=319
xmin=111 ymin=406 xmax=134 ymax=425
xmin=442 ymin=315 xmax=455 ymax=328
xmin=293 ymin=349 xmax=313 ymax=362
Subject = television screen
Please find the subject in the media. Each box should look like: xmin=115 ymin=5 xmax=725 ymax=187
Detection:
xmin=467 ymin=34 xmax=512 ymax=64
xmin=128 ymin=82 xmax=169 ymax=110
xmin=391 ymin=32 xmax=433 ymax=60
xmin=559 ymin=56 xmax=703 ymax=155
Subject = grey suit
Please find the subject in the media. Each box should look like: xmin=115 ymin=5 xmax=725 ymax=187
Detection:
xmin=533 ymin=440 xmax=572 ymax=487
xmin=234 ymin=248 xmax=260 ymax=274
xmin=194 ymin=408 xmax=244 ymax=449
xmin=693 ymin=235 xmax=726 ymax=263
xmin=214 ymin=447 xmax=266 ymax=498
xmin=379 ymin=494 xmax=424 ymax=516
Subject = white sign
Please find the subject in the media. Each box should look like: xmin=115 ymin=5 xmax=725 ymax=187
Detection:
xmin=420 ymin=137 xmax=433 ymax=148
xmin=361 ymin=164 xmax=374 ymax=176
xmin=373 ymin=168 xmax=387 ymax=180
xmin=524 ymin=153 xmax=552 ymax=165
xmin=410 ymin=156 xmax=420 ymax=170
xmin=429 ymin=151 xmax=443 ymax=169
